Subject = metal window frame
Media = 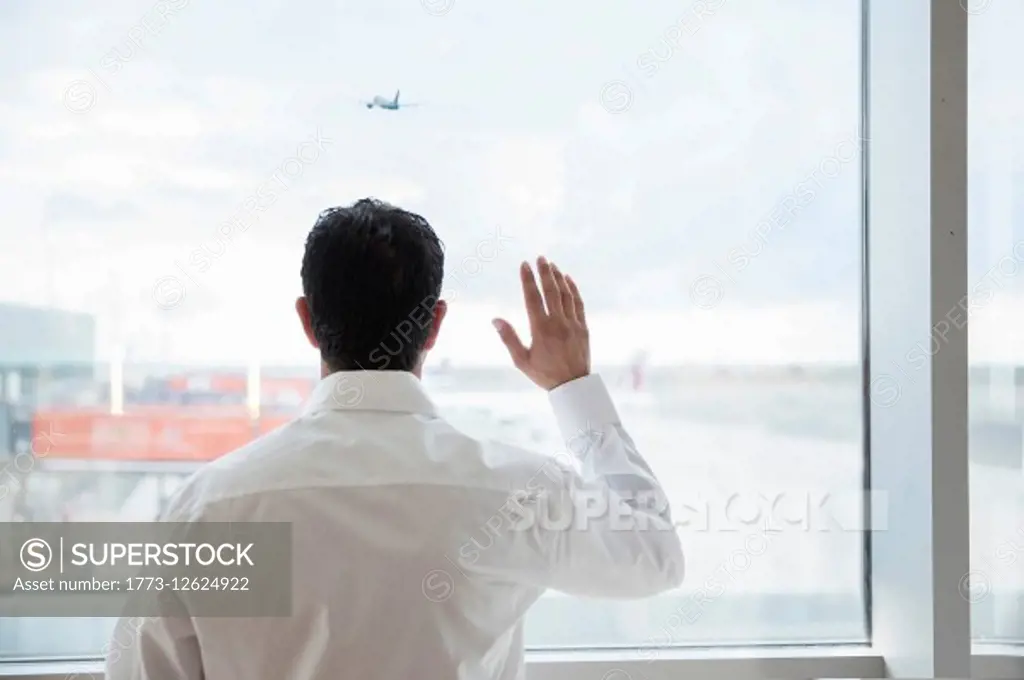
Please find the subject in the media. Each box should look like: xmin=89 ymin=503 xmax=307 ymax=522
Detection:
xmin=3 ymin=651 xmax=1023 ymax=680
xmin=864 ymin=0 xmax=971 ymax=676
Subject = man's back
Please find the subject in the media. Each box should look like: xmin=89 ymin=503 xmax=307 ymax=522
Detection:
xmin=106 ymin=370 xmax=683 ymax=680
xmin=105 ymin=204 xmax=682 ymax=679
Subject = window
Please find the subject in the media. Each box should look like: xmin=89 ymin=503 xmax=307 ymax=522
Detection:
xmin=0 ymin=0 xmax=867 ymax=662
xmin=968 ymin=0 xmax=1024 ymax=645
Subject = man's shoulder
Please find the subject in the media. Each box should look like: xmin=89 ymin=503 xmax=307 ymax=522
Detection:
xmin=469 ymin=435 xmax=577 ymax=496
xmin=160 ymin=421 xmax=302 ymax=521
xmin=159 ymin=457 xmax=247 ymax=523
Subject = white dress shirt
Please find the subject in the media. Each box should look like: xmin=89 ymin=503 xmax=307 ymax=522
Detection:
xmin=106 ymin=371 xmax=683 ymax=680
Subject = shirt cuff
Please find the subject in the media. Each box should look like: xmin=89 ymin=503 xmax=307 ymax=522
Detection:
xmin=547 ymin=374 xmax=620 ymax=452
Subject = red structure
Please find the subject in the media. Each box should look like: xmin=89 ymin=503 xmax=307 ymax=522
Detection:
xmin=28 ymin=370 xmax=315 ymax=462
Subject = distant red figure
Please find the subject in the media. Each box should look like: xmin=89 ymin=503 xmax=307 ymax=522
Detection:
xmin=629 ymin=351 xmax=648 ymax=390
xmin=631 ymin=363 xmax=644 ymax=390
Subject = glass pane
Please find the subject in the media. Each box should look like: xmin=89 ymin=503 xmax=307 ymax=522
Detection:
xmin=968 ymin=0 xmax=1024 ymax=645
xmin=0 ymin=0 xmax=865 ymax=659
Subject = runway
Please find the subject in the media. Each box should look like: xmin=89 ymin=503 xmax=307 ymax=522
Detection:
xmin=1 ymin=377 xmax=1021 ymax=657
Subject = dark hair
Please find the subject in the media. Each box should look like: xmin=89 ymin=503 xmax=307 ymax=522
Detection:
xmin=300 ymin=198 xmax=445 ymax=372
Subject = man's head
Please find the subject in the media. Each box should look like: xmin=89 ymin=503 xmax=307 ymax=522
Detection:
xmin=296 ymin=198 xmax=447 ymax=375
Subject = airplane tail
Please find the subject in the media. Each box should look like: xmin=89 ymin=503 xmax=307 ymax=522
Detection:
xmin=394 ymin=90 xmax=400 ymax=106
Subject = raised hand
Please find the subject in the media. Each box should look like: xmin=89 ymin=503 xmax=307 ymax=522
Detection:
xmin=492 ymin=256 xmax=591 ymax=391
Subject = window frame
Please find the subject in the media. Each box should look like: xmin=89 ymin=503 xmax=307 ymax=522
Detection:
xmin=1 ymin=651 xmax=1021 ymax=680
xmin=863 ymin=0 xmax=971 ymax=675
xmin=2 ymin=0 xmax=1019 ymax=677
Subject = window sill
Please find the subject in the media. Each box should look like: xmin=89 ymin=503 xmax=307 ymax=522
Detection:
xmin=525 ymin=645 xmax=882 ymax=679
xmin=4 ymin=644 xmax=1017 ymax=678
xmin=0 ymin=660 xmax=105 ymax=680
xmin=0 ymin=647 xmax=887 ymax=680
xmin=972 ymin=644 xmax=1024 ymax=679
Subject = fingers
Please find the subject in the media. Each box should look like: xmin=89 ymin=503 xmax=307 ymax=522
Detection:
xmin=536 ymin=256 xmax=563 ymax=317
xmin=492 ymin=318 xmax=528 ymax=368
xmin=550 ymin=263 xmax=575 ymax=321
xmin=520 ymin=262 xmax=546 ymax=332
xmin=565 ymin=275 xmax=586 ymax=323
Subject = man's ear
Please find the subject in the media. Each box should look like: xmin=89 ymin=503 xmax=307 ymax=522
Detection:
xmin=295 ymin=296 xmax=318 ymax=348
xmin=423 ymin=299 xmax=448 ymax=351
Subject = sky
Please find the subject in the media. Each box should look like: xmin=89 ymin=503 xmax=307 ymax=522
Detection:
xmin=0 ymin=0 xmax=1022 ymax=366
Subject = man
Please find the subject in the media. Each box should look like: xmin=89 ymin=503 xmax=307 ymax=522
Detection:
xmin=107 ymin=198 xmax=683 ymax=680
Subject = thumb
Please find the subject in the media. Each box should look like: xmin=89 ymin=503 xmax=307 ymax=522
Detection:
xmin=492 ymin=318 xmax=528 ymax=367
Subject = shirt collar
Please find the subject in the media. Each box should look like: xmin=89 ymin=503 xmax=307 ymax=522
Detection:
xmin=302 ymin=370 xmax=439 ymax=417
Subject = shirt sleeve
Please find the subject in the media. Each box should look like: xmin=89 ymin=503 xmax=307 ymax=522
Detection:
xmin=471 ymin=374 xmax=684 ymax=598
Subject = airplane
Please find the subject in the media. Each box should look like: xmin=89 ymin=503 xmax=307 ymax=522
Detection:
xmin=364 ymin=90 xmax=422 ymax=110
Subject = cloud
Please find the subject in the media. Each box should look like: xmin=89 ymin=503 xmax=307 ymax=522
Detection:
xmin=6 ymin=0 xmax=1017 ymax=367
xmin=42 ymin=193 xmax=142 ymax=225
xmin=471 ymin=135 xmax=566 ymax=250
xmin=298 ymin=176 xmax=428 ymax=209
